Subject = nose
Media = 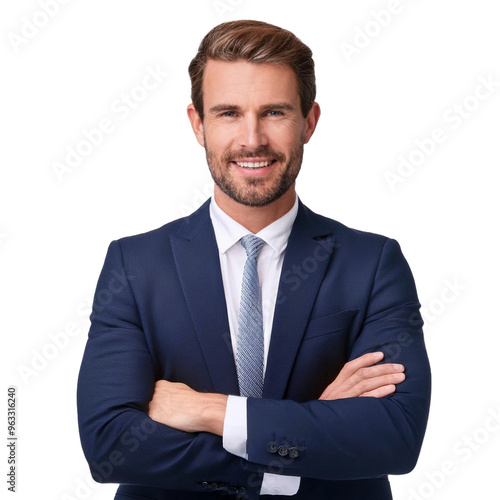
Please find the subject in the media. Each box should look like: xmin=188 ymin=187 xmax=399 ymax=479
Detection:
xmin=237 ymin=114 xmax=268 ymax=150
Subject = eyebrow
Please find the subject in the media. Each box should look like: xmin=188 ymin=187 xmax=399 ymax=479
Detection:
xmin=208 ymin=103 xmax=296 ymax=114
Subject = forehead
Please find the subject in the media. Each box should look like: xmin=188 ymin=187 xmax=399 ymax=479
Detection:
xmin=203 ymin=59 xmax=300 ymax=105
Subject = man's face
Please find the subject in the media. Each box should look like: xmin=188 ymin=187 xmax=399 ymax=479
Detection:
xmin=190 ymin=59 xmax=316 ymax=207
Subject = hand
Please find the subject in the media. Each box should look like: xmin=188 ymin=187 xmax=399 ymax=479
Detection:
xmin=148 ymin=380 xmax=228 ymax=436
xmin=319 ymin=352 xmax=405 ymax=400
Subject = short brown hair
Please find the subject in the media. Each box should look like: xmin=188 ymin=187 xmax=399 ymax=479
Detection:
xmin=188 ymin=20 xmax=316 ymax=121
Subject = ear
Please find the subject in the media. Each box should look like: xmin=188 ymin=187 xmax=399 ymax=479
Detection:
xmin=187 ymin=104 xmax=205 ymax=147
xmin=303 ymin=102 xmax=321 ymax=144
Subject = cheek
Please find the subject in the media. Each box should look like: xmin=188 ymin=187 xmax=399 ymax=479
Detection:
xmin=205 ymin=127 xmax=234 ymax=153
xmin=269 ymin=121 xmax=304 ymax=146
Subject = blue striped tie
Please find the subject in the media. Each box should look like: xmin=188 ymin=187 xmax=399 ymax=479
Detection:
xmin=236 ymin=234 xmax=266 ymax=398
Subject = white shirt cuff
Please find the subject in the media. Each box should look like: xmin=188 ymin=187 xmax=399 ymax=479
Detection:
xmin=223 ymin=395 xmax=300 ymax=496
xmin=223 ymin=395 xmax=248 ymax=459
xmin=260 ymin=473 xmax=301 ymax=496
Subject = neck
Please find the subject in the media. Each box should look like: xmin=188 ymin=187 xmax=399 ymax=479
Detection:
xmin=213 ymin=185 xmax=296 ymax=234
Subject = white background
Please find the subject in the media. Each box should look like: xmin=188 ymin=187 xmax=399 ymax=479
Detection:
xmin=1 ymin=1 xmax=499 ymax=499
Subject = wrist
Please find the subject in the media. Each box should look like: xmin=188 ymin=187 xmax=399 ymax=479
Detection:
xmin=199 ymin=393 xmax=228 ymax=436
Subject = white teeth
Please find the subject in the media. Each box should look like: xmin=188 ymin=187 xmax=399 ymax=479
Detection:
xmin=235 ymin=160 xmax=273 ymax=168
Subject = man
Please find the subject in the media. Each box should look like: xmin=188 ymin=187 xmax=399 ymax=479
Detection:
xmin=77 ymin=20 xmax=431 ymax=499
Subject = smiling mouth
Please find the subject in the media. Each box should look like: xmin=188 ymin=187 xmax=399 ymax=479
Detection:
xmin=232 ymin=160 xmax=276 ymax=169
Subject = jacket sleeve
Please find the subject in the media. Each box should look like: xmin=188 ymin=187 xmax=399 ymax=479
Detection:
xmin=77 ymin=240 xmax=261 ymax=495
xmin=244 ymin=238 xmax=431 ymax=480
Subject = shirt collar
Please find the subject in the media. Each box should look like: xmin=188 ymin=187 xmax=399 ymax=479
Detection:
xmin=209 ymin=194 xmax=299 ymax=255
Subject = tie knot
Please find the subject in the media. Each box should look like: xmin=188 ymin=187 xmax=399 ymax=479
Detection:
xmin=240 ymin=234 xmax=265 ymax=260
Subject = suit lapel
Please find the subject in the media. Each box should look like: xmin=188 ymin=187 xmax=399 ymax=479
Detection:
xmin=170 ymin=200 xmax=240 ymax=396
xmin=263 ymin=201 xmax=336 ymax=399
xmin=170 ymin=199 xmax=336 ymax=400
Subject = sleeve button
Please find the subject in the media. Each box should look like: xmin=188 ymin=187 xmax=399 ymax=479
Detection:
xmin=278 ymin=445 xmax=289 ymax=457
xmin=267 ymin=441 xmax=278 ymax=453
xmin=288 ymin=447 xmax=299 ymax=459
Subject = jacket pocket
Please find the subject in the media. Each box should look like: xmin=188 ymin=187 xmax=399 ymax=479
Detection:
xmin=302 ymin=309 xmax=357 ymax=341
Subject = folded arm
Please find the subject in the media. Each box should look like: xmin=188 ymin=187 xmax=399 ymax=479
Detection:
xmin=148 ymin=350 xmax=407 ymax=437
xmin=76 ymin=240 xmax=260 ymax=494
xmin=243 ymin=238 xmax=431 ymax=480
xmin=148 ymin=239 xmax=431 ymax=481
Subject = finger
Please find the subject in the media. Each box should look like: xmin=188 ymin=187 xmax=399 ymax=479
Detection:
xmin=332 ymin=352 xmax=384 ymax=389
xmin=330 ymin=360 xmax=404 ymax=396
xmin=322 ymin=371 xmax=404 ymax=400
xmin=334 ymin=352 xmax=385 ymax=384
xmin=319 ymin=356 xmax=404 ymax=401
xmin=351 ymin=372 xmax=405 ymax=397
xmin=361 ymin=384 xmax=397 ymax=398
xmin=353 ymin=363 xmax=405 ymax=384
xmin=318 ymin=387 xmax=334 ymax=400
xmin=154 ymin=379 xmax=172 ymax=389
xmin=319 ymin=358 xmax=399 ymax=399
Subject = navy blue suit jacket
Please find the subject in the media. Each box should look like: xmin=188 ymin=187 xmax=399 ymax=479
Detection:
xmin=77 ymin=199 xmax=431 ymax=499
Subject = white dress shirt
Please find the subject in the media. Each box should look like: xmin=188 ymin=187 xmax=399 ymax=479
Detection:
xmin=209 ymin=195 xmax=301 ymax=496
